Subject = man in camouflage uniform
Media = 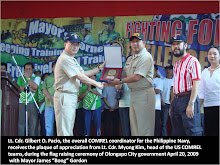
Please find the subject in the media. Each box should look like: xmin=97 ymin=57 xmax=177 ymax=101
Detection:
xmin=97 ymin=18 xmax=120 ymax=45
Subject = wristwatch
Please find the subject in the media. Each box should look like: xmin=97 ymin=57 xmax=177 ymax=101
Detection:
xmin=119 ymin=79 xmax=123 ymax=84
xmin=188 ymin=101 xmax=194 ymax=105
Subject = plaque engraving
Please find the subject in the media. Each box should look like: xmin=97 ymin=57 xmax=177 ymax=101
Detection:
xmin=108 ymin=69 xmax=116 ymax=76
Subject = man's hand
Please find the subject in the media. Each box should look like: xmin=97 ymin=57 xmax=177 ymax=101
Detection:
xmin=109 ymin=107 xmax=115 ymax=112
xmin=169 ymin=107 xmax=171 ymax=117
xmin=30 ymin=88 xmax=37 ymax=93
xmin=99 ymin=61 xmax=106 ymax=71
xmin=87 ymin=84 xmax=91 ymax=90
xmin=186 ymin=104 xmax=194 ymax=119
xmin=49 ymin=96 xmax=54 ymax=104
xmin=108 ymin=78 xmax=120 ymax=86
xmin=105 ymin=40 xmax=110 ymax=44
xmin=161 ymin=100 xmax=165 ymax=106
xmin=96 ymin=82 xmax=104 ymax=89
xmin=25 ymin=73 xmax=32 ymax=79
xmin=98 ymin=29 xmax=105 ymax=36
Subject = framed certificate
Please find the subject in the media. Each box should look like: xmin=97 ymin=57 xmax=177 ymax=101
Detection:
xmin=100 ymin=46 xmax=123 ymax=81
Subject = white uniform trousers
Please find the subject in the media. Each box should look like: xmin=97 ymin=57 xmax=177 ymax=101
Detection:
xmin=54 ymin=90 xmax=77 ymax=136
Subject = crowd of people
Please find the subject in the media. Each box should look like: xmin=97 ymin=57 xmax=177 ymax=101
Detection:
xmin=1 ymin=31 xmax=219 ymax=137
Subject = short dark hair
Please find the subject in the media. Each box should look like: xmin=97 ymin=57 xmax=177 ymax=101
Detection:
xmin=42 ymin=73 xmax=50 ymax=81
xmin=81 ymin=28 xmax=89 ymax=32
xmin=1 ymin=62 xmax=7 ymax=68
xmin=154 ymin=65 xmax=158 ymax=71
xmin=24 ymin=62 xmax=34 ymax=69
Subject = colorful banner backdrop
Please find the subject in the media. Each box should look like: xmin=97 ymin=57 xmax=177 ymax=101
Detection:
xmin=1 ymin=14 xmax=219 ymax=80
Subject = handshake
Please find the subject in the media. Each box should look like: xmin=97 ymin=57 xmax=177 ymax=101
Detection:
xmin=95 ymin=78 xmax=121 ymax=89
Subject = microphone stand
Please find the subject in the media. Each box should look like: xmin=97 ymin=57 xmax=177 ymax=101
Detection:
xmin=10 ymin=51 xmax=39 ymax=136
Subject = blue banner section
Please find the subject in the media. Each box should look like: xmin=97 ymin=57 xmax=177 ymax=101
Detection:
xmin=1 ymin=14 xmax=219 ymax=80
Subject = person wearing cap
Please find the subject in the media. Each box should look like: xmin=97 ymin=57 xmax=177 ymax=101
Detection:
xmin=97 ymin=18 xmax=120 ymax=45
xmin=53 ymin=32 xmax=106 ymax=136
xmin=108 ymin=32 xmax=155 ymax=136
xmin=169 ymin=33 xmax=202 ymax=136
xmin=34 ymin=69 xmax=42 ymax=78
xmin=80 ymin=28 xmax=95 ymax=45
xmin=160 ymin=64 xmax=173 ymax=136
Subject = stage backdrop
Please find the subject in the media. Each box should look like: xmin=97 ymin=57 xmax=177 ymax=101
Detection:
xmin=1 ymin=13 xmax=219 ymax=80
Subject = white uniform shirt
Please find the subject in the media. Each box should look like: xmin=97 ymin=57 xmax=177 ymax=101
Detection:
xmin=122 ymin=48 xmax=154 ymax=89
xmin=54 ymin=51 xmax=84 ymax=93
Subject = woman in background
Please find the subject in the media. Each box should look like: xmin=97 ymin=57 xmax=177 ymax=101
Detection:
xmin=199 ymin=46 xmax=220 ymax=136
